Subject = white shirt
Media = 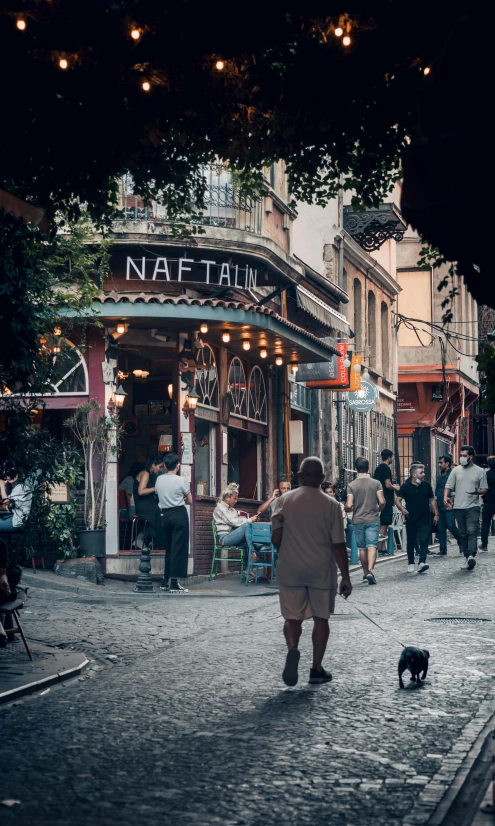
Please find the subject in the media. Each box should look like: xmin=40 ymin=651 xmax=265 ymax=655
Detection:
xmin=10 ymin=482 xmax=33 ymax=528
xmin=155 ymin=474 xmax=190 ymax=509
xmin=272 ymin=486 xmax=345 ymax=590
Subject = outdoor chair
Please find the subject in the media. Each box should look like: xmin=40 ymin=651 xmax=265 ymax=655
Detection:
xmin=245 ymin=522 xmax=275 ymax=586
xmin=209 ymin=520 xmax=245 ymax=581
xmin=118 ymin=489 xmax=133 ymax=549
xmin=130 ymin=514 xmax=155 ymax=551
xmin=0 ymin=587 xmax=32 ymax=660
xmin=392 ymin=506 xmax=405 ymax=549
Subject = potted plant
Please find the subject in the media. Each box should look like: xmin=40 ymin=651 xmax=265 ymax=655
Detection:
xmin=66 ymin=399 xmax=118 ymax=557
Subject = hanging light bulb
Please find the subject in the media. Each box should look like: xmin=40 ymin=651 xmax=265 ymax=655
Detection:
xmin=362 ymin=369 xmax=370 ymax=381
xmin=52 ymin=346 xmax=61 ymax=354
xmin=59 ymin=58 xmax=69 ymax=70
xmin=222 ymin=331 xmax=230 ymax=343
xmin=423 ymin=67 xmax=431 ymax=76
xmin=343 ymin=357 xmax=351 ymax=369
xmin=275 ymin=356 xmax=283 ymax=366
xmin=142 ymin=81 xmax=151 ymax=91
xmin=131 ymin=28 xmax=141 ymax=40
xmin=334 ymin=26 xmax=343 ymax=37
xmin=342 ymin=35 xmax=351 ymax=46
xmin=353 ymin=362 xmax=361 ymax=372
xmin=116 ymin=322 xmax=126 ymax=335
xmin=290 ymin=363 xmax=299 ymax=374
xmin=53 ymin=326 xmax=62 ymax=337
xmin=16 ymin=18 xmax=27 ymax=30
xmin=260 ymin=348 xmax=267 ymax=359
xmin=168 ymin=383 xmax=173 ymax=399
xmin=215 ymin=60 xmax=225 ymax=71
xmin=242 ymin=339 xmax=251 ymax=351
xmin=200 ymin=323 xmax=208 ymax=334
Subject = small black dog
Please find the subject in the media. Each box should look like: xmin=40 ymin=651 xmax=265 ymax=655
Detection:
xmin=398 ymin=647 xmax=429 ymax=688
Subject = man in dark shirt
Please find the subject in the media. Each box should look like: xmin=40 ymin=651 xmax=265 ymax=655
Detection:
xmin=398 ymin=463 xmax=438 ymax=574
xmin=480 ymin=455 xmax=495 ymax=550
xmin=373 ymin=449 xmax=400 ymax=552
xmin=435 ymin=454 xmax=462 ymax=555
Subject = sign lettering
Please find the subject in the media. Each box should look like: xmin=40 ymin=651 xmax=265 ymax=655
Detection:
xmin=125 ymin=255 xmax=258 ymax=289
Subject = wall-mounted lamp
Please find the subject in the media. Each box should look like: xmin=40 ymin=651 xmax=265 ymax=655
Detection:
xmin=108 ymin=385 xmax=128 ymax=414
xmin=133 ymin=369 xmax=150 ymax=379
xmin=222 ymin=331 xmax=230 ymax=343
xmin=183 ymin=386 xmax=199 ymax=418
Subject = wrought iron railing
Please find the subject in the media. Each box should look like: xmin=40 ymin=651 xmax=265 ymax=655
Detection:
xmin=116 ymin=166 xmax=262 ymax=233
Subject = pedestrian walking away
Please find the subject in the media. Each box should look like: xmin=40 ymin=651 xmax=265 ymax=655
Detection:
xmin=345 ymin=456 xmax=385 ymax=585
xmin=397 ymin=463 xmax=438 ymax=574
xmin=435 ymin=454 xmax=462 ymax=555
xmin=155 ymin=452 xmax=193 ymax=592
xmin=479 ymin=455 xmax=495 ymax=551
xmin=271 ymin=457 xmax=352 ymax=687
xmin=373 ymin=449 xmax=400 ymax=553
xmin=444 ymin=445 xmax=487 ymax=570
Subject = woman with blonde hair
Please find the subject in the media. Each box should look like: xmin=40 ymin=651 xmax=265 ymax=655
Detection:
xmin=213 ymin=483 xmax=260 ymax=548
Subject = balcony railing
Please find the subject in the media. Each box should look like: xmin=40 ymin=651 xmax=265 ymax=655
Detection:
xmin=116 ymin=166 xmax=262 ymax=233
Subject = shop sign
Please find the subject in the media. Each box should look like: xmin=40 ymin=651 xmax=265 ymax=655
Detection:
xmin=345 ymin=379 xmax=379 ymax=412
xmin=397 ymin=393 xmax=416 ymax=412
xmin=125 ymin=255 xmax=259 ymax=289
xmin=298 ymin=340 xmax=350 ymax=389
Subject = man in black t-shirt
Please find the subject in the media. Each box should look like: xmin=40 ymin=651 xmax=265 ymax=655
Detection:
xmin=373 ymin=449 xmax=400 ymax=552
xmin=398 ymin=463 xmax=438 ymax=574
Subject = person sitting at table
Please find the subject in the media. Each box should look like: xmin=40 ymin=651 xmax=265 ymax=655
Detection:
xmin=119 ymin=462 xmax=143 ymax=520
xmin=257 ymin=479 xmax=291 ymax=517
xmin=214 ymin=483 xmax=268 ymax=580
xmin=133 ymin=455 xmax=164 ymax=548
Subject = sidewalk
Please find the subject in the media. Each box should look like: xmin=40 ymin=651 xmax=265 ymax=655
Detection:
xmin=0 ymin=641 xmax=88 ymax=705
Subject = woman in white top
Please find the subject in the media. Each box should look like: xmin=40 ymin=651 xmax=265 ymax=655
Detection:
xmin=0 ymin=470 xmax=33 ymax=533
xmin=213 ymin=483 xmax=260 ymax=546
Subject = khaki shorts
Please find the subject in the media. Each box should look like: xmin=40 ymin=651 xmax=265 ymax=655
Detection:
xmin=278 ymin=585 xmax=337 ymax=621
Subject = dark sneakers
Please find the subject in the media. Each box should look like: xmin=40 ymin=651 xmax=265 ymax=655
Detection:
xmin=309 ymin=667 xmax=333 ymax=684
xmin=365 ymin=572 xmax=376 ymax=585
xmin=169 ymin=582 xmax=189 ymax=593
xmin=282 ymin=647 xmax=300 ymax=686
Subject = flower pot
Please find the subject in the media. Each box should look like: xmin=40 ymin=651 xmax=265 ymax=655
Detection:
xmin=77 ymin=529 xmax=106 ymax=558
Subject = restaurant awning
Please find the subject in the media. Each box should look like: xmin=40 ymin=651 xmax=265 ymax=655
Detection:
xmin=83 ymin=293 xmax=340 ymax=364
xmin=296 ymin=286 xmax=350 ymax=335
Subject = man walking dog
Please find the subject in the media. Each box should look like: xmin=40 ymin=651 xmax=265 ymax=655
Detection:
xmin=272 ymin=457 xmax=352 ymax=687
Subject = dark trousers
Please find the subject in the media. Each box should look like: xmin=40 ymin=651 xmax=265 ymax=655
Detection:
xmin=453 ymin=508 xmax=480 ymax=557
xmin=157 ymin=505 xmax=189 ymax=581
xmin=481 ymin=504 xmax=495 ymax=548
xmin=405 ymin=519 xmax=429 ymax=565
xmin=437 ymin=508 xmax=461 ymax=554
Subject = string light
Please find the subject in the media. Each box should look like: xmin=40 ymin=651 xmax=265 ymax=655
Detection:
xmin=215 ymin=60 xmax=225 ymax=71
xmin=290 ymin=362 xmax=299 ymax=374
xmin=222 ymin=331 xmax=230 ymax=343
xmin=260 ymin=348 xmax=267 ymax=359
xmin=59 ymin=58 xmax=68 ymax=70
xmin=423 ymin=67 xmax=431 ymax=75
xmin=142 ymin=81 xmax=151 ymax=91
xmin=342 ymin=35 xmax=351 ymax=46
xmin=53 ymin=326 xmax=62 ymax=337
xmin=131 ymin=28 xmax=141 ymax=40
xmin=353 ymin=362 xmax=361 ymax=372
xmin=343 ymin=357 xmax=351 ymax=369
xmin=334 ymin=27 xmax=343 ymax=37
xmin=200 ymin=323 xmax=208 ymax=334
xmin=275 ymin=356 xmax=283 ymax=366
xmin=362 ymin=368 xmax=370 ymax=381
xmin=242 ymin=339 xmax=251 ymax=351
xmin=16 ymin=18 xmax=26 ymax=30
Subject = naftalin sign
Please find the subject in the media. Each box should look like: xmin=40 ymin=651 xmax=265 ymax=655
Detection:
xmin=126 ymin=256 xmax=258 ymax=289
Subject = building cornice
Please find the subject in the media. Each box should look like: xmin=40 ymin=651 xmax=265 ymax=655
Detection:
xmin=293 ymin=255 xmax=350 ymax=304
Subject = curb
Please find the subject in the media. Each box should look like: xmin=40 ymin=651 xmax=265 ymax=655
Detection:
xmin=0 ymin=653 xmax=89 ymax=706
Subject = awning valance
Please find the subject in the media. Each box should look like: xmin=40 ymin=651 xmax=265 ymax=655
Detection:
xmin=296 ymin=286 xmax=350 ymax=335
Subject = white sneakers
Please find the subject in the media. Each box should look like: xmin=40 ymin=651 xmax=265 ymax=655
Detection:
xmin=461 ymin=556 xmax=476 ymax=570
xmin=407 ymin=564 xmax=415 ymax=573
xmin=417 ymin=561 xmax=429 ymax=574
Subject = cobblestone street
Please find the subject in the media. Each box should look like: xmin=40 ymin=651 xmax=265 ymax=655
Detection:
xmin=2 ymin=545 xmax=495 ymax=826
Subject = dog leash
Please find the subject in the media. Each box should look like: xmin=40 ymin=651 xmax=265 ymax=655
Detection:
xmin=340 ymin=592 xmax=406 ymax=649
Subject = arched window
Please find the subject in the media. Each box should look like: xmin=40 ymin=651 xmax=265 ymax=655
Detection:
xmin=381 ymin=302 xmax=389 ymax=379
xmin=195 ymin=344 xmax=219 ymax=409
xmin=228 ymin=357 xmax=247 ymax=417
xmin=353 ymin=278 xmax=362 ymax=349
xmin=248 ymin=366 xmax=267 ymax=423
xmin=48 ymin=341 xmax=88 ymax=395
xmin=368 ymin=290 xmax=376 ymax=368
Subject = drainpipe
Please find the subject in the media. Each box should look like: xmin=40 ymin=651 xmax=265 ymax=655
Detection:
xmin=277 ymin=369 xmax=284 ymax=480
xmin=336 ymin=176 xmax=345 ymax=478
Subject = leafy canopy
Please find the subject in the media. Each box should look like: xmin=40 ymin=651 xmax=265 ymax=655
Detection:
xmin=0 ymin=1 xmax=467 ymax=221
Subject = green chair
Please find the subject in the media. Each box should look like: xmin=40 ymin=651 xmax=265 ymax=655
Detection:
xmin=210 ymin=520 xmax=246 ymax=581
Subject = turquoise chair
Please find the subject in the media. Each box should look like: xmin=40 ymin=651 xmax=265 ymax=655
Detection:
xmin=209 ymin=520 xmax=245 ymax=581
xmin=245 ymin=522 xmax=275 ymax=586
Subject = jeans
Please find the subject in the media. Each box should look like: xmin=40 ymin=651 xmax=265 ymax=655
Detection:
xmin=0 ymin=515 xmax=15 ymax=532
xmin=352 ymin=522 xmax=380 ymax=551
xmin=437 ymin=508 xmax=461 ymax=554
xmin=453 ymin=508 xmax=480 ymax=558
xmin=218 ymin=523 xmax=249 ymax=547
xmin=480 ymin=504 xmax=495 ymax=548
xmin=405 ymin=519 xmax=429 ymax=565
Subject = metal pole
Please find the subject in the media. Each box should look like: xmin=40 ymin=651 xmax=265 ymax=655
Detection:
xmin=135 ymin=542 xmax=154 ymax=593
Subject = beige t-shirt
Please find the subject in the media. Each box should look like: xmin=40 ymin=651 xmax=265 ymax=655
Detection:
xmin=271 ymin=486 xmax=345 ymax=590
xmin=347 ymin=475 xmax=382 ymax=524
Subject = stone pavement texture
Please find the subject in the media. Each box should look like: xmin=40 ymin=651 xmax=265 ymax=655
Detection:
xmin=0 ymin=641 xmax=88 ymax=703
xmin=1 ymin=541 xmax=495 ymax=826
